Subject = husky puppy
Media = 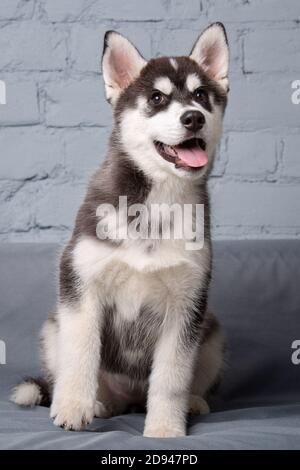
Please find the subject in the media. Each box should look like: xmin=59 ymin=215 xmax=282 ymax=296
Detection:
xmin=12 ymin=23 xmax=229 ymax=438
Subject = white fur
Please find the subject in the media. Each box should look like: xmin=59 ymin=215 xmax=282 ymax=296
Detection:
xmin=11 ymin=383 xmax=42 ymax=407
xmin=74 ymin=177 xmax=209 ymax=277
xmin=40 ymin=318 xmax=58 ymax=377
xmin=189 ymin=395 xmax=210 ymax=415
xmin=169 ymin=58 xmax=178 ymax=70
xmin=94 ymin=400 xmax=110 ymax=418
xmin=50 ymin=291 xmax=102 ymax=430
xmin=154 ymin=76 xmax=173 ymax=95
xmin=144 ymin=306 xmax=197 ymax=437
xmin=186 ymin=73 xmax=201 ymax=92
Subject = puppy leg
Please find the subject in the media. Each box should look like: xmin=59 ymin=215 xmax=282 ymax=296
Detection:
xmin=189 ymin=395 xmax=210 ymax=415
xmin=40 ymin=314 xmax=59 ymax=382
xmin=94 ymin=373 xmax=128 ymax=419
xmin=50 ymin=286 xmax=101 ymax=431
xmin=189 ymin=312 xmax=224 ymax=415
xmin=144 ymin=313 xmax=198 ymax=438
xmin=95 ymin=371 xmax=147 ymax=418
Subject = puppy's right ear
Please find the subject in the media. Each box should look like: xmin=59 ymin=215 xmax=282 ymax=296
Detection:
xmin=190 ymin=23 xmax=229 ymax=92
xmin=102 ymin=31 xmax=147 ymax=105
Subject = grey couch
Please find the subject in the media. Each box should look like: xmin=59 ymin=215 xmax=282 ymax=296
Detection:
xmin=0 ymin=241 xmax=300 ymax=450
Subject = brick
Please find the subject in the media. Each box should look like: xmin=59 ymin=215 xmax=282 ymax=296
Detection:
xmin=245 ymin=30 xmax=300 ymax=73
xmin=0 ymin=180 xmax=24 ymax=204
xmin=204 ymin=0 xmax=300 ymax=22
xmin=0 ymin=181 xmax=43 ymax=233
xmin=282 ymin=135 xmax=300 ymax=177
xmin=212 ymin=224 xmax=264 ymax=239
xmin=44 ymin=0 xmax=168 ymax=22
xmin=0 ymin=128 xmax=63 ymax=180
xmin=211 ymin=138 xmax=227 ymax=177
xmin=225 ymin=74 xmax=299 ymax=130
xmin=169 ymin=0 xmax=201 ymax=19
xmin=226 ymin=132 xmax=277 ymax=177
xmin=0 ymin=228 xmax=69 ymax=243
xmin=0 ymin=81 xmax=39 ymax=125
xmin=0 ymin=22 xmax=66 ymax=71
xmin=69 ymin=23 xmax=151 ymax=72
xmin=0 ymin=178 xmax=85 ymax=234
xmin=35 ymin=181 xmax=86 ymax=228
xmin=44 ymin=0 xmax=200 ymax=22
xmin=115 ymin=23 xmax=152 ymax=58
xmin=42 ymin=0 xmax=91 ymax=22
xmin=153 ymin=27 xmax=208 ymax=57
xmin=68 ymin=24 xmax=106 ymax=73
xmin=45 ymin=79 xmax=111 ymax=127
xmin=90 ymin=0 xmax=167 ymax=20
xmin=64 ymin=128 xmax=110 ymax=179
xmin=0 ymin=0 xmax=35 ymax=20
xmin=212 ymin=182 xmax=300 ymax=227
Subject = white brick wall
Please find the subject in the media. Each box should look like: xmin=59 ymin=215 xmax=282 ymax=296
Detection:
xmin=0 ymin=82 xmax=39 ymax=125
xmin=45 ymin=79 xmax=110 ymax=127
xmin=0 ymin=0 xmax=300 ymax=242
xmin=0 ymin=22 xmax=66 ymax=71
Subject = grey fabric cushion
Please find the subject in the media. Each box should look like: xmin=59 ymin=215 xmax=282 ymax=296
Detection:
xmin=0 ymin=241 xmax=300 ymax=449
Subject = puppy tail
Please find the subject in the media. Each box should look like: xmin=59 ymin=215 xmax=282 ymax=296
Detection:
xmin=11 ymin=377 xmax=51 ymax=408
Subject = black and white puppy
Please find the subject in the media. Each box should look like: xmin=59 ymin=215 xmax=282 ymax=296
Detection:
xmin=12 ymin=23 xmax=229 ymax=438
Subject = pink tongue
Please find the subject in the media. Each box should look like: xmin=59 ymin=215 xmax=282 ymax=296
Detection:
xmin=175 ymin=146 xmax=208 ymax=168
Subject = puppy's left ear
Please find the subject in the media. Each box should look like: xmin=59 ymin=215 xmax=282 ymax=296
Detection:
xmin=190 ymin=23 xmax=229 ymax=92
xmin=102 ymin=31 xmax=147 ymax=105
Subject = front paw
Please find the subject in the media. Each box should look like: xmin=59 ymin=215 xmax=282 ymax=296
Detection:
xmin=50 ymin=397 xmax=95 ymax=431
xmin=144 ymin=426 xmax=185 ymax=438
xmin=189 ymin=395 xmax=210 ymax=416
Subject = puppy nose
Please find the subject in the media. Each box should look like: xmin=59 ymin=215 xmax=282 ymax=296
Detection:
xmin=180 ymin=110 xmax=205 ymax=132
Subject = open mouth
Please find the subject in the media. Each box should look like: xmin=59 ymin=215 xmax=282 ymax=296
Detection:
xmin=154 ymin=137 xmax=208 ymax=170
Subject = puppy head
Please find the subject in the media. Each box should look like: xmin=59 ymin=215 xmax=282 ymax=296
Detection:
xmin=102 ymin=24 xmax=229 ymax=181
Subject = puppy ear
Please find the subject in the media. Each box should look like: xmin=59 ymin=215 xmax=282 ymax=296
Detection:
xmin=102 ymin=31 xmax=147 ymax=105
xmin=190 ymin=23 xmax=229 ymax=92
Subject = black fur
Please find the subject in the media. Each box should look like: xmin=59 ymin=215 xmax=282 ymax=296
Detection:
xmin=115 ymin=56 xmax=227 ymax=120
xmin=101 ymin=304 xmax=163 ymax=381
xmin=22 ymin=377 xmax=51 ymax=407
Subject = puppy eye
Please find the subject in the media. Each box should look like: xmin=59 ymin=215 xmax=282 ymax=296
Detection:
xmin=150 ymin=90 xmax=165 ymax=106
xmin=194 ymin=87 xmax=208 ymax=103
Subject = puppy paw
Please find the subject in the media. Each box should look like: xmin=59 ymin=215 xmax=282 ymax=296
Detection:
xmin=50 ymin=397 xmax=94 ymax=431
xmin=189 ymin=395 xmax=210 ymax=416
xmin=94 ymin=400 xmax=112 ymax=418
xmin=144 ymin=426 xmax=185 ymax=438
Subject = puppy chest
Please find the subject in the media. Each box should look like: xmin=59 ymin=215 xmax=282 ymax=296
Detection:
xmin=101 ymin=262 xmax=201 ymax=322
xmin=101 ymin=302 xmax=163 ymax=380
xmin=99 ymin=264 xmax=201 ymax=379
